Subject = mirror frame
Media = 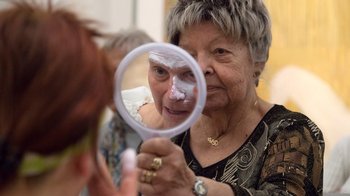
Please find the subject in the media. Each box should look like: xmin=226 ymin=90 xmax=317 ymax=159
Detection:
xmin=114 ymin=43 xmax=207 ymax=140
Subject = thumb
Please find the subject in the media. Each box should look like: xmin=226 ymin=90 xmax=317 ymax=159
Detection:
xmin=118 ymin=148 xmax=137 ymax=196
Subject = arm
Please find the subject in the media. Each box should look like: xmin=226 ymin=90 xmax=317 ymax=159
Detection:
xmin=245 ymin=124 xmax=324 ymax=195
xmin=122 ymin=86 xmax=154 ymax=124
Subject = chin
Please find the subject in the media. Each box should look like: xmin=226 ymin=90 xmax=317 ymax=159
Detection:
xmin=205 ymin=98 xmax=227 ymax=109
xmin=163 ymin=118 xmax=186 ymax=129
xmin=203 ymin=105 xmax=225 ymax=116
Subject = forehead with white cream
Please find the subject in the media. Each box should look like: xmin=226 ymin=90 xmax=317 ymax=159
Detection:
xmin=149 ymin=50 xmax=189 ymax=69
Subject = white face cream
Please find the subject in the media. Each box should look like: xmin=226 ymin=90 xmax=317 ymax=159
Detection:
xmin=149 ymin=50 xmax=195 ymax=101
xmin=170 ymin=76 xmax=195 ymax=102
xmin=149 ymin=50 xmax=188 ymax=69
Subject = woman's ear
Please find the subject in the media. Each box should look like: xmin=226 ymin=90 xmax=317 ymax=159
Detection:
xmin=253 ymin=62 xmax=266 ymax=86
xmin=72 ymin=151 xmax=94 ymax=178
xmin=45 ymin=151 xmax=94 ymax=194
xmin=254 ymin=62 xmax=265 ymax=75
xmin=86 ymin=153 xmax=119 ymax=196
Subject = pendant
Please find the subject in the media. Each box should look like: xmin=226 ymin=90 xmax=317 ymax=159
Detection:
xmin=207 ymin=137 xmax=219 ymax=146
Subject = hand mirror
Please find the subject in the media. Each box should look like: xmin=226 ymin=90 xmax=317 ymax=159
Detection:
xmin=114 ymin=43 xmax=206 ymax=140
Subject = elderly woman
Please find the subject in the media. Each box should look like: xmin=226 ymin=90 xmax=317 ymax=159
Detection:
xmin=136 ymin=0 xmax=324 ymax=195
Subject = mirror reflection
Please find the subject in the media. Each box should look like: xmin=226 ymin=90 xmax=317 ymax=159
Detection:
xmin=120 ymin=49 xmax=198 ymax=130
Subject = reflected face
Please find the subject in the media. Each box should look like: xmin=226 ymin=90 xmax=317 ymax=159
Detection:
xmin=178 ymin=22 xmax=257 ymax=114
xmin=148 ymin=54 xmax=196 ymax=128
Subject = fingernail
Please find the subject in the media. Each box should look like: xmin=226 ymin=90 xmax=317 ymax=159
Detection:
xmin=122 ymin=148 xmax=136 ymax=172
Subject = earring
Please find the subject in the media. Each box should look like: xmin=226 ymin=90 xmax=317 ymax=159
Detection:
xmin=253 ymin=71 xmax=260 ymax=78
xmin=253 ymin=71 xmax=260 ymax=86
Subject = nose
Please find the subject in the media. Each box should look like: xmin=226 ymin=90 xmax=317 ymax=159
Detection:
xmin=168 ymin=77 xmax=185 ymax=101
xmin=203 ymin=66 xmax=214 ymax=76
xmin=197 ymin=53 xmax=214 ymax=77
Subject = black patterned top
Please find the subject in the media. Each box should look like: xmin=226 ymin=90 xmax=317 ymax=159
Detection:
xmin=172 ymin=105 xmax=324 ymax=195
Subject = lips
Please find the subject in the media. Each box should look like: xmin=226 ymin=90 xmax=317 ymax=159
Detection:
xmin=162 ymin=106 xmax=192 ymax=123
xmin=164 ymin=107 xmax=190 ymax=115
xmin=206 ymin=85 xmax=222 ymax=93
xmin=160 ymin=107 xmax=191 ymax=127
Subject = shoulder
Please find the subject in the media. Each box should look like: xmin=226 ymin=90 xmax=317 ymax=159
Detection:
xmin=139 ymin=103 xmax=164 ymax=129
xmin=263 ymin=105 xmax=325 ymax=167
xmin=122 ymin=86 xmax=154 ymax=122
xmin=265 ymin=105 xmax=324 ymax=143
xmin=261 ymin=105 xmax=324 ymax=194
xmin=122 ymin=86 xmax=153 ymax=102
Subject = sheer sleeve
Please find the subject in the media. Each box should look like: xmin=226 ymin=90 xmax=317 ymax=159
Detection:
xmin=121 ymin=86 xmax=154 ymax=123
xmin=245 ymin=121 xmax=323 ymax=195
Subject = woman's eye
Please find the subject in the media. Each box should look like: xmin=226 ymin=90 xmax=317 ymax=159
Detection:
xmin=179 ymin=71 xmax=196 ymax=83
xmin=152 ymin=66 xmax=169 ymax=80
xmin=185 ymin=71 xmax=195 ymax=80
xmin=214 ymin=48 xmax=228 ymax=55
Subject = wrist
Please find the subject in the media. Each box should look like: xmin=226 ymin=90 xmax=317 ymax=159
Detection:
xmin=192 ymin=177 xmax=208 ymax=196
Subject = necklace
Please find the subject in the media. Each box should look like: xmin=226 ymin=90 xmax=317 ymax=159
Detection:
xmin=205 ymin=100 xmax=258 ymax=147
xmin=206 ymin=130 xmax=226 ymax=146
xmin=207 ymin=137 xmax=219 ymax=146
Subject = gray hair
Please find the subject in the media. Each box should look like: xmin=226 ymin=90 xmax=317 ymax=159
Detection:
xmin=103 ymin=29 xmax=154 ymax=54
xmin=167 ymin=0 xmax=272 ymax=63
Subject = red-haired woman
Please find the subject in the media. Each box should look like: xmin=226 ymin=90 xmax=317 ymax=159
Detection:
xmin=0 ymin=1 xmax=136 ymax=196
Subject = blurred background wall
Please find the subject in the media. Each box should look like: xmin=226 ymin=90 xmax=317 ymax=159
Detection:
xmin=261 ymin=0 xmax=350 ymax=159
xmin=0 ymin=0 xmax=165 ymax=41
xmin=1 ymin=0 xmax=349 ymax=159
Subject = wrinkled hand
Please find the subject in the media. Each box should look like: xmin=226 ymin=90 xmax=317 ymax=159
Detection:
xmin=88 ymin=149 xmax=137 ymax=196
xmin=137 ymin=137 xmax=196 ymax=196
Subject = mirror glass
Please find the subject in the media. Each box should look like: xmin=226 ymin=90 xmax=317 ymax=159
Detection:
xmin=114 ymin=43 xmax=206 ymax=140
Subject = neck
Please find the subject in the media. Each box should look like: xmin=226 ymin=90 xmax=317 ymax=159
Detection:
xmin=192 ymin=97 xmax=272 ymax=147
xmin=0 ymin=156 xmax=90 ymax=196
xmin=197 ymin=102 xmax=253 ymax=135
xmin=0 ymin=178 xmax=58 ymax=196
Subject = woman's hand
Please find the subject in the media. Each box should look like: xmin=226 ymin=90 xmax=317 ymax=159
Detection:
xmin=137 ymin=137 xmax=196 ymax=196
xmin=87 ymin=149 xmax=137 ymax=196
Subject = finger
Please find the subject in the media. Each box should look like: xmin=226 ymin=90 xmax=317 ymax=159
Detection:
xmin=137 ymin=153 xmax=162 ymax=170
xmin=138 ymin=168 xmax=159 ymax=195
xmin=119 ymin=169 xmax=137 ymax=196
xmin=119 ymin=149 xmax=138 ymax=196
xmin=138 ymin=181 xmax=157 ymax=195
xmin=139 ymin=137 xmax=175 ymax=156
xmin=137 ymin=153 xmax=152 ymax=169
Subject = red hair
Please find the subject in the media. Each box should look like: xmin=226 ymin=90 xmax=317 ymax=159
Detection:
xmin=0 ymin=1 xmax=112 ymax=183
